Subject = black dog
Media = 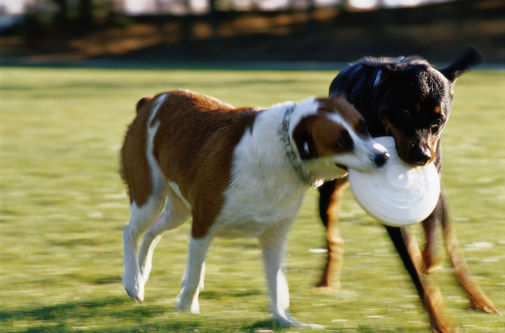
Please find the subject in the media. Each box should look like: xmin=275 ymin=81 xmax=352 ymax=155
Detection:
xmin=316 ymin=47 xmax=500 ymax=333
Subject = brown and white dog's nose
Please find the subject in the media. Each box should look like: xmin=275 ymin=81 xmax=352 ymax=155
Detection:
xmin=373 ymin=151 xmax=389 ymax=167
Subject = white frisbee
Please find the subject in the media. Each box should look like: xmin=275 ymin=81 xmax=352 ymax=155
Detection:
xmin=348 ymin=136 xmax=440 ymax=227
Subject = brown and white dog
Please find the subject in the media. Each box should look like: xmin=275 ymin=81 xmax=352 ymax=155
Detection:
xmin=120 ymin=89 xmax=389 ymax=327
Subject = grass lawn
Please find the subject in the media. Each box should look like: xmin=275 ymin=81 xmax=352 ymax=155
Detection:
xmin=0 ymin=66 xmax=504 ymax=332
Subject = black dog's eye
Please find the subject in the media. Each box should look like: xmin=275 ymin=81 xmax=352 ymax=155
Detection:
xmin=431 ymin=117 xmax=444 ymax=133
xmin=402 ymin=109 xmax=411 ymax=117
xmin=433 ymin=117 xmax=443 ymax=126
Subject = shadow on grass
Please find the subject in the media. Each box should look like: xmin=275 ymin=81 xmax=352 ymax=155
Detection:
xmin=0 ymin=296 xmax=275 ymax=333
xmin=0 ymin=297 xmax=178 ymax=332
xmin=0 ymin=296 xmax=395 ymax=333
xmin=245 ymin=319 xmax=385 ymax=333
xmin=245 ymin=319 xmax=279 ymax=331
xmin=63 ymin=272 xmax=123 ymax=285
xmin=200 ymin=289 xmax=262 ymax=300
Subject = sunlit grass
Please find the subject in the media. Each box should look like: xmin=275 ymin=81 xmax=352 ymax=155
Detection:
xmin=0 ymin=67 xmax=504 ymax=332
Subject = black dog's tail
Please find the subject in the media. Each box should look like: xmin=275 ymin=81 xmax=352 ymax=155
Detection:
xmin=440 ymin=46 xmax=483 ymax=82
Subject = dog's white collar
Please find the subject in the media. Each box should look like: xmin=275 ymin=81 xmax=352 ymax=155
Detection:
xmin=281 ymin=104 xmax=311 ymax=185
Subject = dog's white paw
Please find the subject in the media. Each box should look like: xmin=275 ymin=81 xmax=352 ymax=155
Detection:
xmin=274 ymin=312 xmax=324 ymax=329
xmin=275 ymin=318 xmax=324 ymax=329
xmin=123 ymin=274 xmax=144 ymax=302
xmin=175 ymin=298 xmax=200 ymax=313
xmin=175 ymin=290 xmax=200 ymax=313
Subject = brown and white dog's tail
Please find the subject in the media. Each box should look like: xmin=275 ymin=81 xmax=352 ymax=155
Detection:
xmin=120 ymin=95 xmax=156 ymax=207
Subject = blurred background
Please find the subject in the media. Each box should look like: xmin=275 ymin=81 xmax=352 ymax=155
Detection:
xmin=1 ymin=0 xmax=504 ymax=65
xmin=1 ymin=1 xmax=505 ymax=332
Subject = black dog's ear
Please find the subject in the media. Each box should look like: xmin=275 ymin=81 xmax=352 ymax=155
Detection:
xmin=439 ymin=46 xmax=483 ymax=82
xmin=361 ymin=62 xmax=396 ymax=74
xmin=361 ymin=63 xmax=396 ymax=88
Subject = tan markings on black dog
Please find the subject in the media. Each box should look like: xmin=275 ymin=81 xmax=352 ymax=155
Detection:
xmin=318 ymin=47 xmax=499 ymax=333
xmin=428 ymin=133 xmax=441 ymax=162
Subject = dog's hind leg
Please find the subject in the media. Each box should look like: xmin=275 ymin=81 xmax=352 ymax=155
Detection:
xmin=176 ymin=233 xmax=212 ymax=313
xmin=138 ymin=188 xmax=192 ymax=284
xmin=438 ymin=194 xmax=501 ymax=313
xmin=122 ymin=96 xmax=172 ymax=302
xmin=123 ymin=189 xmax=167 ymax=302
xmin=316 ymin=177 xmax=348 ymax=290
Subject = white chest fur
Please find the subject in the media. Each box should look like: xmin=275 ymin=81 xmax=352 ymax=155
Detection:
xmin=210 ymin=108 xmax=307 ymax=239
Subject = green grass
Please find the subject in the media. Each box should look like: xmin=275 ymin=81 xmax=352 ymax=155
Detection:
xmin=1 ymin=67 xmax=504 ymax=332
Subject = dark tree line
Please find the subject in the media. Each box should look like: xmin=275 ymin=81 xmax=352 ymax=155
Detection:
xmin=21 ymin=0 xmax=122 ymax=45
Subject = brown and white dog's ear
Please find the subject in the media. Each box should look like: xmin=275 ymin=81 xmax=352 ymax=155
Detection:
xmin=293 ymin=117 xmax=319 ymax=160
xmin=439 ymin=46 xmax=483 ymax=82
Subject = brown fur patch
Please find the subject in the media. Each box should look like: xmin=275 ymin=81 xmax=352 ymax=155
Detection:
xmin=293 ymin=115 xmax=352 ymax=160
xmin=145 ymin=90 xmax=259 ymax=238
xmin=136 ymin=97 xmax=148 ymax=114
xmin=316 ymin=95 xmax=366 ymax=135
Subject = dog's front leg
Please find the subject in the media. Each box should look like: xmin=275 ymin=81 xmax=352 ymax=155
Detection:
xmin=386 ymin=226 xmax=456 ymax=333
xmin=316 ymin=177 xmax=349 ymax=290
xmin=258 ymin=224 xmax=324 ymax=329
xmin=259 ymin=230 xmax=290 ymax=325
xmin=421 ymin=210 xmax=443 ymax=275
xmin=176 ymin=234 xmax=211 ymax=313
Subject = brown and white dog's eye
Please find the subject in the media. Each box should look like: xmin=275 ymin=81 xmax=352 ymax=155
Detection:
xmin=358 ymin=118 xmax=368 ymax=134
xmin=402 ymin=109 xmax=411 ymax=117
xmin=336 ymin=133 xmax=353 ymax=151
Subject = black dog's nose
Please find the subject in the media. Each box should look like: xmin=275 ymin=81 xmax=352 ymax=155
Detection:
xmin=411 ymin=147 xmax=432 ymax=165
xmin=374 ymin=152 xmax=389 ymax=167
